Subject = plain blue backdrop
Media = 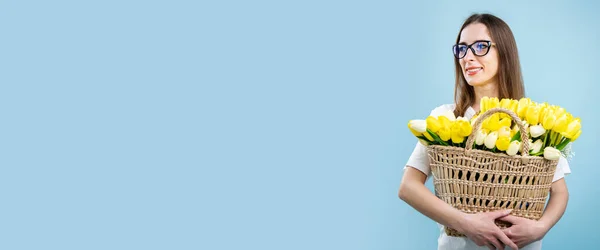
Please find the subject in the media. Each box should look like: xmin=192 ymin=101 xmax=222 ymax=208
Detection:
xmin=1 ymin=0 xmax=598 ymax=249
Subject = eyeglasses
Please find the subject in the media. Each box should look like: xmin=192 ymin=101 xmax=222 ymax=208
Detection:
xmin=452 ymin=41 xmax=496 ymax=59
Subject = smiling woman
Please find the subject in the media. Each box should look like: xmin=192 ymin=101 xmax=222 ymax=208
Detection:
xmin=452 ymin=15 xmax=526 ymax=118
xmin=398 ymin=13 xmax=571 ymax=250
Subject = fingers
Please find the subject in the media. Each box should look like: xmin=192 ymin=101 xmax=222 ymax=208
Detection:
xmin=488 ymin=237 xmax=504 ymax=250
xmin=497 ymin=215 xmax=520 ymax=224
xmin=488 ymin=209 xmax=513 ymax=219
xmin=495 ymin=230 xmax=518 ymax=250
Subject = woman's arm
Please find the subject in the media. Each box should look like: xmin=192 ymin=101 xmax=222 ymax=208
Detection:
xmin=399 ymin=167 xmax=518 ymax=250
xmin=539 ymin=178 xmax=569 ymax=231
xmin=499 ymin=179 xmax=569 ymax=248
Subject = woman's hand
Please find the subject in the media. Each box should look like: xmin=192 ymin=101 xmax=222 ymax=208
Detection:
xmin=498 ymin=215 xmax=548 ymax=248
xmin=457 ymin=210 xmax=519 ymax=250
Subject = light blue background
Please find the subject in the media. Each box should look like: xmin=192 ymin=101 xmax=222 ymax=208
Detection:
xmin=1 ymin=1 xmax=598 ymax=249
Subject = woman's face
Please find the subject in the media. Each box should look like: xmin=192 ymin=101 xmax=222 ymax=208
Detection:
xmin=457 ymin=23 xmax=499 ymax=87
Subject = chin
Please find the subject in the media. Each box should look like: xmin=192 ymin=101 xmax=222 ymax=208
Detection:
xmin=464 ymin=77 xmax=488 ymax=87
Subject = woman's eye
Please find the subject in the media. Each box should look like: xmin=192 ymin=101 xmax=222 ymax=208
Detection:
xmin=476 ymin=43 xmax=489 ymax=50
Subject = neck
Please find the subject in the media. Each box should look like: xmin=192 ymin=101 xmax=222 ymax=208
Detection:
xmin=472 ymin=83 xmax=499 ymax=113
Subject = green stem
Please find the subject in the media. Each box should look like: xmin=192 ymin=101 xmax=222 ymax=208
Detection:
xmin=556 ymin=138 xmax=571 ymax=151
xmin=548 ymin=131 xmax=555 ymax=147
xmin=427 ymin=129 xmax=448 ymax=146
xmin=554 ymin=133 xmax=562 ymax=146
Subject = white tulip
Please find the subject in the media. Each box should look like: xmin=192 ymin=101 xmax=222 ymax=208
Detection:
xmin=419 ymin=139 xmax=430 ymax=146
xmin=543 ymin=146 xmax=561 ymax=160
xmin=521 ymin=139 xmax=533 ymax=153
xmin=475 ymin=130 xmax=488 ymax=146
xmin=529 ymin=125 xmax=546 ymax=138
xmin=484 ymin=131 xmax=498 ymax=149
xmin=506 ymin=140 xmax=521 ymax=156
xmin=530 ymin=139 xmax=543 ymax=154
xmin=498 ymin=126 xmax=511 ymax=138
xmin=408 ymin=120 xmax=427 ymax=133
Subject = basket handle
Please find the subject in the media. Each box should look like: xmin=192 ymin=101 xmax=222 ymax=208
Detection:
xmin=465 ymin=107 xmax=530 ymax=155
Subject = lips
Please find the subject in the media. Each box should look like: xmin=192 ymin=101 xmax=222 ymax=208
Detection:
xmin=465 ymin=66 xmax=483 ymax=76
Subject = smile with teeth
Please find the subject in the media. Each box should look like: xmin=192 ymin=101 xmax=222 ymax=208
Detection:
xmin=466 ymin=67 xmax=483 ymax=75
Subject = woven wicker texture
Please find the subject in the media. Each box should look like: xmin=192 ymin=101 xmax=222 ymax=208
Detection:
xmin=426 ymin=108 xmax=559 ymax=237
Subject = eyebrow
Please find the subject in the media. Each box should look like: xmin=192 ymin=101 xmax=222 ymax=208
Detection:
xmin=458 ymin=39 xmax=490 ymax=45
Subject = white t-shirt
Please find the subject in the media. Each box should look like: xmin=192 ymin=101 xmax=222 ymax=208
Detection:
xmin=404 ymin=104 xmax=571 ymax=250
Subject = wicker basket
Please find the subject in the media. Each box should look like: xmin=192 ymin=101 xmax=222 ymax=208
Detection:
xmin=427 ymin=108 xmax=559 ymax=237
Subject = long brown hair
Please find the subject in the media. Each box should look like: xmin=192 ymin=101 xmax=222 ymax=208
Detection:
xmin=453 ymin=13 xmax=525 ymax=117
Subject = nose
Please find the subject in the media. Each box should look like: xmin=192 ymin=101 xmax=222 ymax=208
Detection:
xmin=463 ymin=48 xmax=476 ymax=61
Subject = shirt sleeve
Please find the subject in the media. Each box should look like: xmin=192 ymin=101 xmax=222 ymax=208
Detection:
xmin=551 ymin=155 xmax=572 ymax=182
xmin=403 ymin=104 xmax=451 ymax=177
xmin=404 ymin=141 xmax=431 ymax=177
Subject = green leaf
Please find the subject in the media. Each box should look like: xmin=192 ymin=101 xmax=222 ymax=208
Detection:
xmin=427 ymin=129 xmax=449 ymax=146
xmin=556 ymin=138 xmax=571 ymax=151
xmin=530 ymin=151 xmax=544 ymax=156
xmin=511 ymin=130 xmax=522 ymax=142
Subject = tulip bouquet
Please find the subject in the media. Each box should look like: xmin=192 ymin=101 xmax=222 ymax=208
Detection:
xmin=408 ymin=97 xmax=581 ymax=161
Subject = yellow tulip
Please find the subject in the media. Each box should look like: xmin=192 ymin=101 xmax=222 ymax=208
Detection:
xmin=553 ymin=106 xmax=566 ymax=119
xmin=438 ymin=115 xmax=452 ymax=128
xmin=509 ymin=99 xmax=519 ymax=114
xmin=541 ymin=109 xmax=556 ymax=130
xmin=426 ymin=116 xmax=442 ymax=133
xmin=499 ymin=98 xmax=512 ymax=119
xmin=455 ymin=118 xmax=473 ymax=137
xmin=496 ymin=136 xmax=511 ymax=151
xmin=422 ymin=131 xmax=434 ymax=141
xmin=552 ymin=114 xmax=569 ymax=133
xmin=483 ymin=113 xmax=501 ymax=131
xmin=451 ymin=133 xmax=464 ymax=144
xmin=500 ymin=98 xmax=512 ymax=110
xmin=517 ymin=98 xmax=531 ymax=118
xmin=499 ymin=117 xmax=511 ymax=128
xmin=449 ymin=118 xmax=472 ymax=144
xmin=480 ymin=96 xmax=489 ymax=113
xmin=526 ymin=104 xmax=541 ymax=125
xmin=489 ymin=97 xmax=500 ymax=110
xmin=438 ymin=127 xmax=452 ymax=141
xmin=538 ymin=107 xmax=548 ymax=124
xmin=561 ymin=117 xmax=581 ymax=139
xmin=571 ymin=129 xmax=582 ymax=142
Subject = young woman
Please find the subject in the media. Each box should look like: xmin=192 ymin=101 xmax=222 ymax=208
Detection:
xmin=398 ymin=13 xmax=571 ymax=250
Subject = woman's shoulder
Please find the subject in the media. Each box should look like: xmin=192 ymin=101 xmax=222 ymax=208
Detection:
xmin=429 ymin=103 xmax=456 ymax=117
